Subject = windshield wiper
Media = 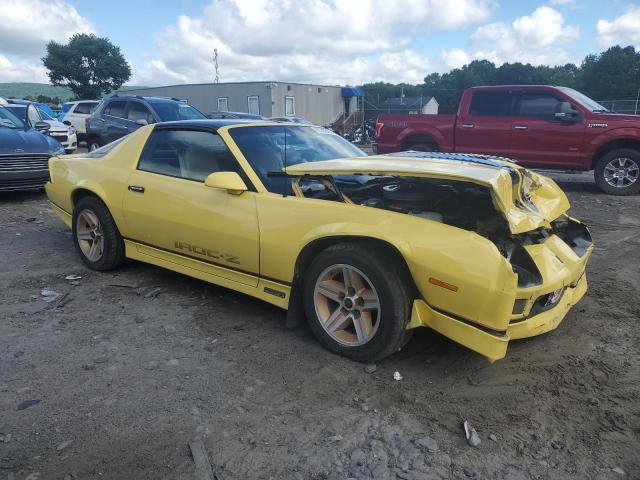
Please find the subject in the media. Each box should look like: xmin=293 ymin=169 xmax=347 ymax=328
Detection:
xmin=592 ymin=109 xmax=610 ymax=113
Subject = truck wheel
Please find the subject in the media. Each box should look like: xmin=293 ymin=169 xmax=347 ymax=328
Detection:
xmin=72 ymin=196 xmax=125 ymax=271
xmin=594 ymin=149 xmax=640 ymax=195
xmin=88 ymin=138 xmax=102 ymax=152
xmin=303 ymin=243 xmax=414 ymax=362
xmin=408 ymin=143 xmax=438 ymax=152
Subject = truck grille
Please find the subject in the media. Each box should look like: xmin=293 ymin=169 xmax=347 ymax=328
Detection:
xmin=0 ymin=155 xmax=50 ymax=173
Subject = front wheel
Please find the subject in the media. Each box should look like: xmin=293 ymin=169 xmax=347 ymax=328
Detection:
xmin=303 ymin=243 xmax=414 ymax=362
xmin=594 ymin=149 xmax=640 ymax=195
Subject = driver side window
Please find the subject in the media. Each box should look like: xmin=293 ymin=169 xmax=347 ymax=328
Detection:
xmin=27 ymin=105 xmax=41 ymax=126
xmin=138 ymin=129 xmax=240 ymax=182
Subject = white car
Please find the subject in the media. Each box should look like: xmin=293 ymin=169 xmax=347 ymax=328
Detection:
xmin=4 ymin=102 xmax=78 ymax=153
xmin=58 ymin=100 xmax=100 ymax=141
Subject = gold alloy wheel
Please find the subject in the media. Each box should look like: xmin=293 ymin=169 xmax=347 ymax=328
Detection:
xmin=313 ymin=264 xmax=381 ymax=346
xmin=76 ymin=209 xmax=104 ymax=262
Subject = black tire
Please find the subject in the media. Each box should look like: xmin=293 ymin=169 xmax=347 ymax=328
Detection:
xmin=594 ymin=148 xmax=640 ymax=195
xmin=407 ymin=143 xmax=438 ymax=152
xmin=72 ymin=195 xmax=125 ymax=271
xmin=88 ymin=137 xmax=102 ymax=152
xmin=302 ymin=243 xmax=414 ymax=362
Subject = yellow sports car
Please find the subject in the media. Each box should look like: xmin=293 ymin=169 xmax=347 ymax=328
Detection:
xmin=45 ymin=121 xmax=592 ymax=362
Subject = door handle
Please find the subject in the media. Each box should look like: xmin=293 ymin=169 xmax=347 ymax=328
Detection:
xmin=513 ymin=125 xmax=528 ymax=130
xmin=128 ymin=185 xmax=145 ymax=193
xmin=461 ymin=123 xmax=475 ymax=129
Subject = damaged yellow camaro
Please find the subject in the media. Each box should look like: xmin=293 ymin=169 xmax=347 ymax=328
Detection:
xmin=46 ymin=121 xmax=592 ymax=362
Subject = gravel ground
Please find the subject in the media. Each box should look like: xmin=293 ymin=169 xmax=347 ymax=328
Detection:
xmin=1 ymin=171 xmax=639 ymax=480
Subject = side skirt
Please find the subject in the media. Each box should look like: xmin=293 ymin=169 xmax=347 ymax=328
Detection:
xmin=124 ymin=239 xmax=291 ymax=309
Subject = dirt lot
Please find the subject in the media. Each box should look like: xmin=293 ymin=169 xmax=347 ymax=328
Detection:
xmin=1 ymin=173 xmax=639 ymax=480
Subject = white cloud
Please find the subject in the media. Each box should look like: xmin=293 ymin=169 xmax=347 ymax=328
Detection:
xmin=0 ymin=0 xmax=94 ymax=56
xmin=0 ymin=0 xmax=94 ymax=82
xmin=449 ymin=6 xmax=580 ymax=67
xmin=0 ymin=55 xmax=48 ymax=82
xmin=597 ymin=6 xmax=640 ymax=48
xmin=138 ymin=0 xmax=493 ymax=85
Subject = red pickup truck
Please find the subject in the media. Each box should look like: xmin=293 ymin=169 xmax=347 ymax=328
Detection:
xmin=375 ymin=85 xmax=640 ymax=195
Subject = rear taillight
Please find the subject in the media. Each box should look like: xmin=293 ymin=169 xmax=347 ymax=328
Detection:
xmin=85 ymin=117 xmax=90 ymax=128
xmin=375 ymin=120 xmax=384 ymax=139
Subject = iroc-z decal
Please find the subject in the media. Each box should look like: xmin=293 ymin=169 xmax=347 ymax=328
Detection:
xmin=174 ymin=241 xmax=240 ymax=265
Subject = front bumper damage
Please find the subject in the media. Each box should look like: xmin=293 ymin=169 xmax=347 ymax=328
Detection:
xmin=407 ymin=218 xmax=593 ymax=361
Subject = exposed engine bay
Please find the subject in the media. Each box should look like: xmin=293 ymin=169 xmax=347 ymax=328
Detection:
xmin=297 ymin=174 xmax=592 ymax=287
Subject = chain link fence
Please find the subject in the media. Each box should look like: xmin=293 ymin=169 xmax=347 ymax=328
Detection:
xmin=596 ymin=100 xmax=640 ymax=115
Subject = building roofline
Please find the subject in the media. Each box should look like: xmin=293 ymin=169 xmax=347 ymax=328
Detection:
xmin=118 ymin=80 xmax=344 ymax=93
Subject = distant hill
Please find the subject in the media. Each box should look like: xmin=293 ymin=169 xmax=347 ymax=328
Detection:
xmin=0 ymin=83 xmax=149 ymax=103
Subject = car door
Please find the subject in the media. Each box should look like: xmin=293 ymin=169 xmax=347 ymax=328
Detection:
xmin=121 ymin=127 xmax=260 ymax=287
xmin=510 ymin=90 xmax=586 ymax=169
xmin=102 ymin=100 xmax=131 ymax=143
xmin=455 ymin=90 xmax=515 ymax=157
xmin=124 ymin=101 xmax=155 ymax=132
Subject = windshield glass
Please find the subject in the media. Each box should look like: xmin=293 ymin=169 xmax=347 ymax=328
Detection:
xmin=149 ymin=102 xmax=206 ymax=121
xmin=229 ymin=125 xmax=366 ymax=194
xmin=0 ymin=106 xmax=26 ymax=129
xmin=557 ymin=87 xmax=609 ymax=113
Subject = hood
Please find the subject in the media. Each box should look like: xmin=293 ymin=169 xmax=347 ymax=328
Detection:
xmin=43 ymin=119 xmax=71 ymax=132
xmin=0 ymin=127 xmax=63 ymax=155
xmin=285 ymin=152 xmax=570 ymax=234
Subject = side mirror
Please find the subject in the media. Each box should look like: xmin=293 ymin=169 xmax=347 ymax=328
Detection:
xmin=135 ymin=119 xmax=148 ymax=126
xmin=34 ymin=121 xmax=50 ymax=132
xmin=62 ymin=120 xmax=72 ymax=126
xmin=204 ymin=171 xmax=248 ymax=195
xmin=554 ymin=102 xmax=579 ymax=122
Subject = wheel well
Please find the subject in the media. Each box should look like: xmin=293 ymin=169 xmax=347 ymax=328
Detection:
xmin=71 ymin=188 xmax=99 ymax=207
xmin=401 ymin=135 xmax=438 ymax=151
xmin=292 ymin=236 xmax=418 ymax=296
xmin=592 ymin=139 xmax=640 ymax=169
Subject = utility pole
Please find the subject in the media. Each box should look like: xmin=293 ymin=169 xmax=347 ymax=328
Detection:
xmin=213 ymin=48 xmax=220 ymax=84
xmin=635 ymin=87 xmax=640 ymax=115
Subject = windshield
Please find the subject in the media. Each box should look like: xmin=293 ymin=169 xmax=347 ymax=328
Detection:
xmin=557 ymin=87 xmax=609 ymax=113
xmin=229 ymin=125 xmax=366 ymax=194
xmin=149 ymin=102 xmax=206 ymax=121
xmin=0 ymin=106 xmax=26 ymax=128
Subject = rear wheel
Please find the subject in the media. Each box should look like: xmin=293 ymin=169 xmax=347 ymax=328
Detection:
xmin=72 ymin=196 xmax=125 ymax=270
xmin=88 ymin=138 xmax=102 ymax=152
xmin=594 ymin=149 xmax=640 ymax=195
xmin=303 ymin=243 xmax=414 ymax=362
xmin=407 ymin=143 xmax=438 ymax=152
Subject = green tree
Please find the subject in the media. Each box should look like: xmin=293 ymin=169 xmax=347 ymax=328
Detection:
xmin=579 ymin=46 xmax=640 ymax=99
xmin=42 ymin=33 xmax=131 ymax=99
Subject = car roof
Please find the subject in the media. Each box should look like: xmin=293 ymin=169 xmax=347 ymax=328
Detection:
xmin=153 ymin=119 xmax=305 ymax=130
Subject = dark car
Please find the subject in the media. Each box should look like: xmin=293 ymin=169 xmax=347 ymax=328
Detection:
xmin=86 ymin=95 xmax=206 ymax=151
xmin=0 ymin=105 xmax=64 ymax=192
xmin=206 ymin=111 xmax=267 ymax=120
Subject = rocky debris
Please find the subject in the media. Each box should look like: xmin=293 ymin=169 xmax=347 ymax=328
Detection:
xmin=56 ymin=440 xmax=72 ymax=451
xmin=416 ymin=436 xmax=438 ymax=453
xmin=17 ymin=399 xmax=41 ymax=411
xmin=393 ymin=371 xmax=403 ymax=381
xmin=612 ymin=467 xmax=626 ymax=475
xmin=463 ymin=421 xmax=481 ymax=447
xmin=488 ymin=433 xmax=497 ymax=442
xmin=365 ymin=364 xmax=377 ymax=374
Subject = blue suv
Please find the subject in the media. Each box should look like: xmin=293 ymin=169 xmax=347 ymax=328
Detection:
xmin=86 ymin=95 xmax=206 ymax=151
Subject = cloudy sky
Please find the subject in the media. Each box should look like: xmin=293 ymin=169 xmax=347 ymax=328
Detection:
xmin=1 ymin=0 xmax=639 ymax=86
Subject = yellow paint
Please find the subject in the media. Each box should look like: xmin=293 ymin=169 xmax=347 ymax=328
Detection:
xmin=45 ymin=123 xmax=592 ymax=361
